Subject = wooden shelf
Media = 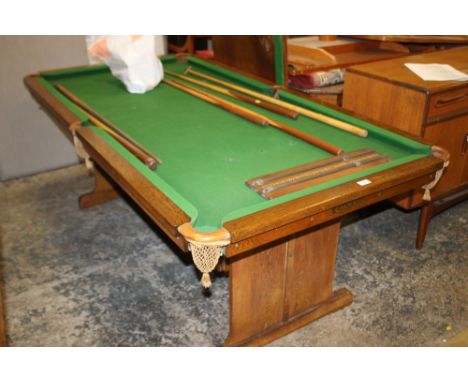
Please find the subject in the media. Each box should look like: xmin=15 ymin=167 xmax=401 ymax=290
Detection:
xmin=287 ymin=36 xmax=408 ymax=74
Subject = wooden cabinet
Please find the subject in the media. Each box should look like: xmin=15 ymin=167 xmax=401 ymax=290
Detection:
xmin=424 ymin=116 xmax=468 ymax=195
xmin=343 ymin=46 xmax=468 ymax=247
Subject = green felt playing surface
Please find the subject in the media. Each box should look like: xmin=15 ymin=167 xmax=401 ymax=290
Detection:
xmin=38 ymin=56 xmax=432 ymax=232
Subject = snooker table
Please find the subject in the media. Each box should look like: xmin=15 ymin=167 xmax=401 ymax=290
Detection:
xmin=25 ymin=55 xmax=448 ymax=346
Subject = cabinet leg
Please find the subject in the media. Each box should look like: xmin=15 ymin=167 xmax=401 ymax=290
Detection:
xmin=416 ymin=202 xmax=434 ymax=249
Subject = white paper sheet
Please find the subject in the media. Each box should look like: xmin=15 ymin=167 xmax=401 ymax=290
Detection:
xmin=404 ymin=63 xmax=468 ymax=81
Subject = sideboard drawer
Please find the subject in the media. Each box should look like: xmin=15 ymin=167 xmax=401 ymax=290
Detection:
xmin=427 ymin=86 xmax=468 ymax=123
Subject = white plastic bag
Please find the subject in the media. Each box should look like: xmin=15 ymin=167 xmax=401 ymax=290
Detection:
xmin=87 ymin=35 xmax=163 ymax=94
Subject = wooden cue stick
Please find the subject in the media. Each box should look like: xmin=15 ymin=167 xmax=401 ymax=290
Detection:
xmin=163 ymin=78 xmax=269 ymax=126
xmin=87 ymin=115 xmax=158 ymax=169
xmin=248 ymin=148 xmax=374 ymax=186
xmin=266 ymin=118 xmax=342 ymax=155
xmin=164 ymin=70 xmax=298 ymax=119
xmin=54 ymin=84 xmax=161 ymax=167
xmin=164 ymin=78 xmax=343 ymax=156
xmin=185 ymin=68 xmax=368 ymax=138
xmin=54 ymin=84 xmax=158 ymax=170
xmin=262 ymin=154 xmax=387 ymax=195
xmin=264 ymin=152 xmax=385 ymax=190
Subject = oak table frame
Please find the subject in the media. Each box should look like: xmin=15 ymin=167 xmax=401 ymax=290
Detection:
xmin=24 ymin=55 xmax=447 ymax=346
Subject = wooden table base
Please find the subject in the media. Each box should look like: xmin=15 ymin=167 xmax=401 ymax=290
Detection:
xmin=79 ymin=166 xmax=121 ymax=209
xmin=224 ymin=220 xmax=352 ymax=346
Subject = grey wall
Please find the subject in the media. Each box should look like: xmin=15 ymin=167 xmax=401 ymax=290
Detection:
xmin=0 ymin=36 xmax=88 ymax=181
xmin=0 ymin=35 xmax=167 ymax=181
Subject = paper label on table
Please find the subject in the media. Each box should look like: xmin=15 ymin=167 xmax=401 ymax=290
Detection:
xmin=404 ymin=63 xmax=468 ymax=82
xmin=357 ymin=179 xmax=371 ymax=186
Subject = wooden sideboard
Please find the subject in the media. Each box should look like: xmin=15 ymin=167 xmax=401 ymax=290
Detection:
xmin=343 ymin=46 xmax=468 ymax=248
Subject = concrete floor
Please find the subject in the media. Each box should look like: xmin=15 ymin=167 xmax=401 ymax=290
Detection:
xmin=0 ymin=164 xmax=467 ymax=346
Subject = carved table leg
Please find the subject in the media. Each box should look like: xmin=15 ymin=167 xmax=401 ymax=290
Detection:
xmin=223 ymin=220 xmax=353 ymax=346
xmin=79 ymin=166 xmax=120 ymax=209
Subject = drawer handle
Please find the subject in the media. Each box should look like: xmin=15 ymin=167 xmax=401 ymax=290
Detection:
xmin=462 ymin=133 xmax=468 ymax=156
xmin=435 ymin=93 xmax=467 ymax=108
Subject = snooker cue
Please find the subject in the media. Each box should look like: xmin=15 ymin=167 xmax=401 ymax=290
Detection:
xmin=54 ymin=84 xmax=161 ymax=168
xmin=164 ymin=69 xmax=299 ymax=119
xmin=185 ymin=68 xmax=368 ymax=138
xmin=163 ymin=78 xmax=269 ymax=126
xmin=164 ymin=78 xmax=343 ymax=156
xmin=54 ymin=84 xmax=159 ymax=170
